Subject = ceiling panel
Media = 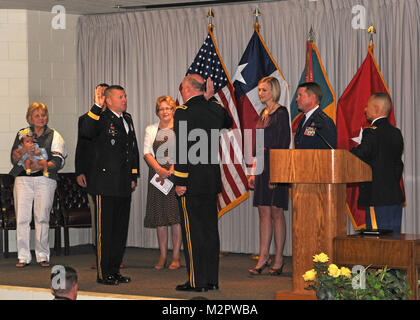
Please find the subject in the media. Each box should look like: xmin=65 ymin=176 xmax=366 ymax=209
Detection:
xmin=0 ymin=0 xmax=245 ymax=15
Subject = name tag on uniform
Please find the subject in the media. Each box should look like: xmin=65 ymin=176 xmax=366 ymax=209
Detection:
xmin=304 ymin=126 xmax=316 ymax=136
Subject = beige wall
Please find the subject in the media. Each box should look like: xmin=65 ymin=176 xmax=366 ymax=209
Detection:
xmin=0 ymin=9 xmax=82 ymax=252
xmin=0 ymin=10 xmax=29 ymax=173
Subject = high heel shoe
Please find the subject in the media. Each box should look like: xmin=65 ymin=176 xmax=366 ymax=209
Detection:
xmin=154 ymin=258 xmax=167 ymax=270
xmin=248 ymin=258 xmax=272 ymax=275
xmin=168 ymin=260 xmax=181 ymax=270
xmin=269 ymin=264 xmax=284 ymax=276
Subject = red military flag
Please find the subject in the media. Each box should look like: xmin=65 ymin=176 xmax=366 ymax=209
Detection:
xmin=336 ymin=43 xmax=404 ymax=230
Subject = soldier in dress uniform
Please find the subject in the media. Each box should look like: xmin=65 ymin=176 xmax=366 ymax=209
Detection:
xmin=79 ymin=85 xmax=140 ymax=285
xmin=351 ymin=93 xmax=404 ymax=233
xmin=294 ymin=82 xmax=337 ymax=149
xmin=173 ymin=74 xmax=233 ymax=292
xmin=75 ymin=83 xmax=108 ymax=258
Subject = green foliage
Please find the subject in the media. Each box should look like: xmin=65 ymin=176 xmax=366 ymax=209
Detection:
xmin=303 ymin=253 xmax=413 ymax=300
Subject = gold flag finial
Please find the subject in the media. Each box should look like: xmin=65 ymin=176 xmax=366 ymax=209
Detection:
xmin=308 ymin=25 xmax=315 ymax=42
xmin=367 ymin=24 xmax=376 ymax=46
xmin=253 ymin=8 xmax=261 ymax=31
xmin=207 ymin=8 xmax=214 ymax=31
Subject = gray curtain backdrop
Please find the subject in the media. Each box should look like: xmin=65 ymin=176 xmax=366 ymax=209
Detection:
xmin=76 ymin=0 xmax=420 ymax=255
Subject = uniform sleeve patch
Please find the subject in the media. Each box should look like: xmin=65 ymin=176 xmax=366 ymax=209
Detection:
xmin=88 ymin=111 xmax=100 ymax=120
xmin=174 ymin=170 xmax=189 ymax=178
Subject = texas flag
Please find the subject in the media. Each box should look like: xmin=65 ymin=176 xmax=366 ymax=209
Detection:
xmin=232 ymin=28 xmax=290 ymax=169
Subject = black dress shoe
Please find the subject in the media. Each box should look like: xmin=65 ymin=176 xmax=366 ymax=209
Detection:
xmin=208 ymin=284 xmax=219 ymax=290
xmin=113 ymin=273 xmax=131 ymax=283
xmin=176 ymin=282 xmax=208 ymax=292
xmin=97 ymin=275 xmax=119 ymax=285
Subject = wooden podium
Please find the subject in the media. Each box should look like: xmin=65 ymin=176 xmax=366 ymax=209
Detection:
xmin=270 ymin=149 xmax=371 ymax=299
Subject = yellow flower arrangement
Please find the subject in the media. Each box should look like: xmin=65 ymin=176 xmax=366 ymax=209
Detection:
xmin=303 ymin=269 xmax=317 ymax=281
xmin=313 ymin=253 xmax=329 ymax=263
xmin=303 ymin=252 xmax=412 ymax=300
xmin=340 ymin=267 xmax=352 ymax=278
xmin=328 ymin=264 xmax=340 ymax=278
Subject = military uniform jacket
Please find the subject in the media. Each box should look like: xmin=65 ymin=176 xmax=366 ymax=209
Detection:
xmin=351 ymin=117 xmax=404 ymax=207
xmin=174 ymin=95 xmax=233 ymax=195
xmin=80 ymin=105 xmax=140 ymax=197
xmin=294 ymin=107 xmax=337 ymax=149
xmin=75 ymin=112 xmax=93 ymax=178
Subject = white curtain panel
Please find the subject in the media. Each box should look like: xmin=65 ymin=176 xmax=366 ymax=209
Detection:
xmin=77 ymin=0 xmax=420 ymax=254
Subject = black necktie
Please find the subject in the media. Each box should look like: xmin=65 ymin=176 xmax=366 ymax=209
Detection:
xmin=117 ymin=116 xmax=127 ymax=134
xmin=297 ymin=115 xmax=306 ymax=134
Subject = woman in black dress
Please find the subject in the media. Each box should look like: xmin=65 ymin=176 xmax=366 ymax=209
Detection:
xmin=248 ymin=77 xmax=290 ymax=275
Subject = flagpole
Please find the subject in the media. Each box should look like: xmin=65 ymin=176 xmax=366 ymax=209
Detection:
xmin=305 ymin=27 xmax=315 ymax=82
xmin=206 ymin=8 xmax=214 ymax=32
xmin=253 ymin=7 xmax=261 ymax=31
xmin=205 ymin=8 xmax=229 ymax=259
xmin=250 ymin=7 xmax=278 ymax=264
xmin=308 ymin=25 xmax=315 ymax=43
xmin=367 ymin=24 xmax=376 ymax=47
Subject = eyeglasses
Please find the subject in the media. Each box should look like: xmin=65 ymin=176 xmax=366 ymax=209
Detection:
xmin=158 ymin=107 xmax=173 ymax=112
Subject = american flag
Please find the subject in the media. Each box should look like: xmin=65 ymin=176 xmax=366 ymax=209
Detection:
xmin=178 ymin=29 xmax=249 ymax=218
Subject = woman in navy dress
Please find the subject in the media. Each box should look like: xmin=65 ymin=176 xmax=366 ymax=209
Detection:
xmin=248 ymin=77 xmax=290 ymax=276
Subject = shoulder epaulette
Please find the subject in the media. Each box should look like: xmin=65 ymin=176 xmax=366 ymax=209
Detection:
xmin=209 ymin=97 xmax=221 ymax=105
xmin=176 ymin=105 xmax=188 ymax=110
xmin=318 ymin=110 xmax=327 ymax=119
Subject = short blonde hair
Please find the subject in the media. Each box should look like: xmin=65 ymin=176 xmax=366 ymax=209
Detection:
xmin=258 ymin=77 xmax=281 ymax=103
xmin=26 ymin=102 xmax=49 ymax=125
xmin=155 ymin=95 xmax=176 ymax=116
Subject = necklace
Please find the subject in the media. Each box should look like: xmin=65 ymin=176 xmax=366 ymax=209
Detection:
xmin=261 ymin=104 xmax=278 ymax=122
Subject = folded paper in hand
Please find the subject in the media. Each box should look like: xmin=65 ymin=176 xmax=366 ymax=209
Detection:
xmin=150 ymin=173 xmax=173 ymax=195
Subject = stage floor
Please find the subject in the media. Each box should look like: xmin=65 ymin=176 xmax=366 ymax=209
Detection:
xmin=0 ymin=246 xmax=293 ymax=300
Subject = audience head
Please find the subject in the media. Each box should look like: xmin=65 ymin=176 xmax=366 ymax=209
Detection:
xmin=51 ymin=265 xmax=78 ymax=300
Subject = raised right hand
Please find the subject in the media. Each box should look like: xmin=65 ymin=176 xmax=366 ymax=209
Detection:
xmin=94 ymin=86 xmax=106 ymax=107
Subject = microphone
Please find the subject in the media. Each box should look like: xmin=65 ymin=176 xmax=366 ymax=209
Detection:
xmin=310 ymin=122 xmax=334 ymax=149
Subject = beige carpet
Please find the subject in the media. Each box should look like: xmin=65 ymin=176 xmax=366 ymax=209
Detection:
xmin=0 ymin=245 xmax=293 ymax=300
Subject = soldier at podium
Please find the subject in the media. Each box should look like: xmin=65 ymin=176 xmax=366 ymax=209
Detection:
xmin=294 ymin=82 xmax=337 ymax=149
xmin=351 ymin=92 xmax=404 ymax=233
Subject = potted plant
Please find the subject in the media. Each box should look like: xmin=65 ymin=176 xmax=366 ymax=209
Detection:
xmin=302 ymin=253 xmax=412 ymax=300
